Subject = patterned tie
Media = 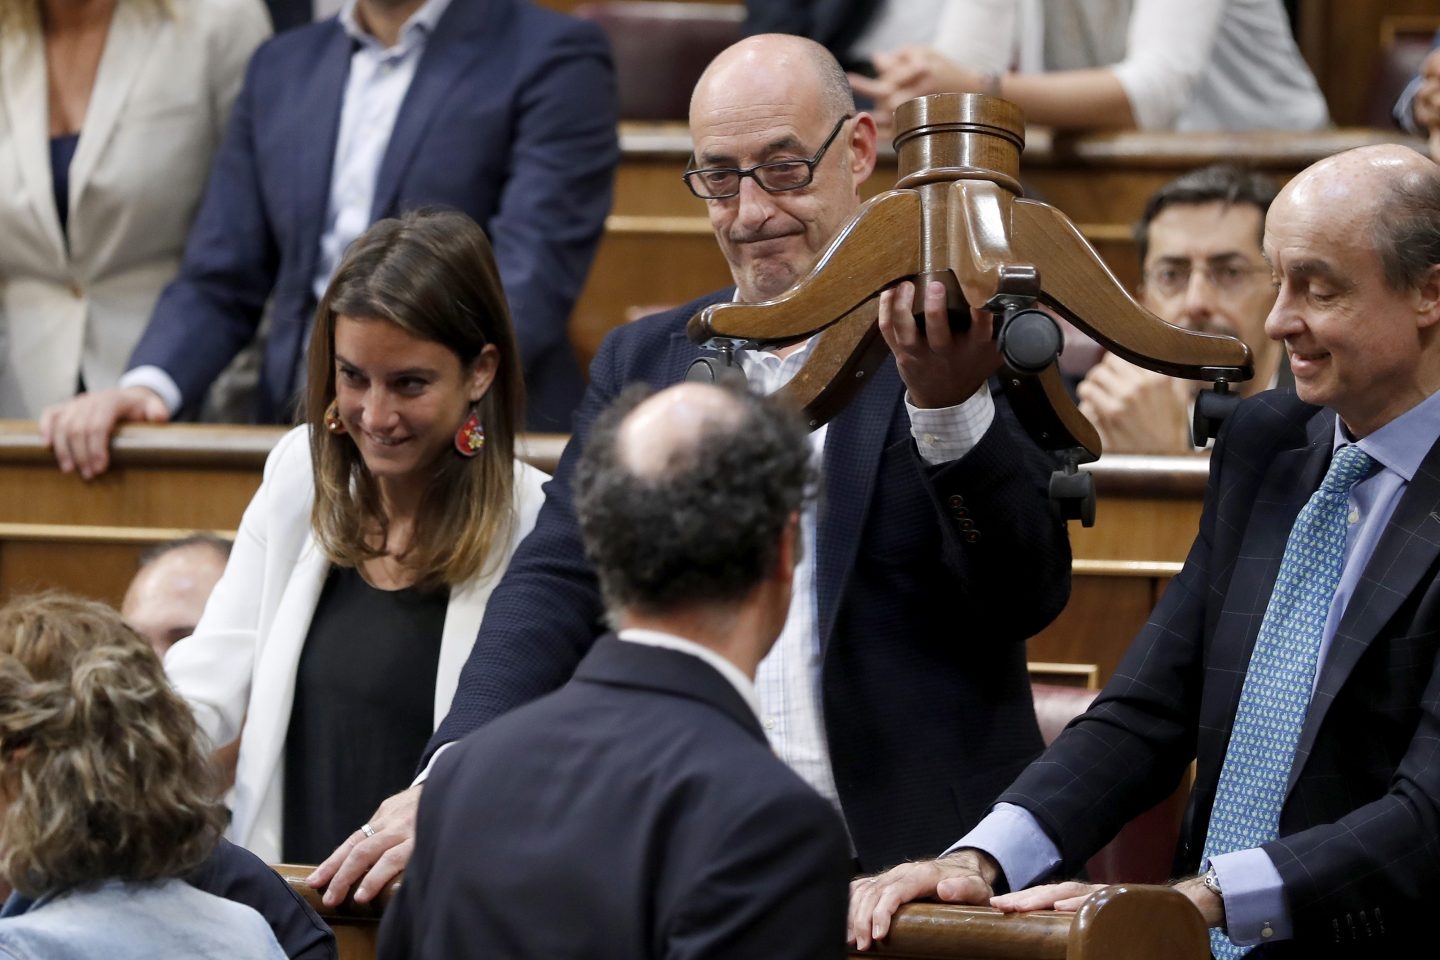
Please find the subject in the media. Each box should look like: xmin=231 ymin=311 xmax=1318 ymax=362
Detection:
xmin=1202 ymin=443 xmax=1374 ymax=959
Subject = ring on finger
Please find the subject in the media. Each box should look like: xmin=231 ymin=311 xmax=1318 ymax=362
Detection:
xmin=360 ymin=823 xmax=377 ymax=839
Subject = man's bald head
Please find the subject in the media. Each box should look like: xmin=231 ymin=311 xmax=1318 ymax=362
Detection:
xmin=122 ymin=536 xmax=231 ymax=658
xmin=1276 ymin=144 xmax=1440 ymax=291
xmin=574 ymin=383 xmax=813 ymax=620
xmin=690 ymin=34 xmax=854 ymax=126
xmin=1264 ymin=144 xmax=1440 ymax=436
xmin=684 ymin=34 xmax=877 ymax=302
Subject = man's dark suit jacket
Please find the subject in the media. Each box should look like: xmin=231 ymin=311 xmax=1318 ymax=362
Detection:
xmin=999 ymin=390 xmax=1440 ymax=956
xmin=380 ymin=636 xmax=851 ymax=960
xmin=426 ymin=290 xmax=1073 ymax=872
xmin=743 ymin=0 xmax=882 ymax=72
xmin=127 ymin=0 xmax=618 ymax=430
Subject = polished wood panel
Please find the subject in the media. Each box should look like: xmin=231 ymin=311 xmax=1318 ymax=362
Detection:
xmin=0 ymin=423 xmax=1205 ymax=683
xmin=1299 ymin=0 xmax=1440 ymax=126
xmin=273 ymin=864 xmax=394 ymax=960
xmin=1029 ymin=455 xmax=1206 ymax=684
xmin=0 ymin=422 xmax=566 ymax=607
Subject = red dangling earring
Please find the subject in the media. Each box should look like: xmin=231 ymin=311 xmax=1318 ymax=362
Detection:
xmin=324 ymin=400 xmax=346 ymax=434
xmin=455 ymin=406 xmax=485 ymax=457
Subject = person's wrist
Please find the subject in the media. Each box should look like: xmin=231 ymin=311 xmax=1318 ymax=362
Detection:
xmin=943 ymin=847 xmax=1000 ymax=887
xmin=1174 ymin=871 xmax=1226 ymax=929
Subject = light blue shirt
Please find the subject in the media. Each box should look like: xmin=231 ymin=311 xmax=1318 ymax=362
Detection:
xmin=952 ymin=387 xmax=1440 ymax=948
xmin=0 ymin=879 xmax=283 ymax=960
xmin=311 ymin=0 xmax=455 ymax=302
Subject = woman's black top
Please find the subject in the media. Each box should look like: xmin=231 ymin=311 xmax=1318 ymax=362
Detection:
xmin=282 ymin=565 xmax=447 ymax=863
xmin=50 ymin=133 xmax=80 ymax=238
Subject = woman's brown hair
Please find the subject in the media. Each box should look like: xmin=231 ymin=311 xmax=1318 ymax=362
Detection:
xmin=305 ymin=208 xmax=524 ymax=589
xmin=0 ymin=593 xmax=225 ymax=897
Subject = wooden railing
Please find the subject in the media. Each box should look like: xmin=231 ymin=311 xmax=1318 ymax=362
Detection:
xmin=0 ymin=421 xmax=1200 ymax=685
xmin=0 ymin=422 xmax=565 ymax=608
xmin=271 ymin=864 xmax=1208 ymax=960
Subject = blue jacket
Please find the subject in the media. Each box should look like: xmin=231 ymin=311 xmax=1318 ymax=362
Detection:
xmin=127 ymin=0 xmax=618 ymax=430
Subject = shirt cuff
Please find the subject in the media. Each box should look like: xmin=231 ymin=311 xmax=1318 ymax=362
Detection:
xmin=1209 ymin=849 xmax=1290 ymax=947
xmin=119 ymin=366 xmax=183 ymax=416
xmin=942 ymin=802 xmax=1060 ymax=892
xmin=906 ymin=385 xmax=994 ymax=466
xmin=410 ymin=741 xmax=454 ymax=787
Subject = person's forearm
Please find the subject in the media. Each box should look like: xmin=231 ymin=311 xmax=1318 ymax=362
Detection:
xmin=997 ymin=69 xmax=1137 ymax=130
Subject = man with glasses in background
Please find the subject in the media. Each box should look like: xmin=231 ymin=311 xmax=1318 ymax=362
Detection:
xmin=1076 ymin=166 xmax=1284 ymax=454
xmin=311 ymin=31 xmax=1072 ymax=907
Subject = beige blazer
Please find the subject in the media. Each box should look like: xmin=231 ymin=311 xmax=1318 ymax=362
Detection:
xmin=164 ymin=427 xmax=550 ymax=863
xmin=0 ymin=0 xmax=269 ymax=417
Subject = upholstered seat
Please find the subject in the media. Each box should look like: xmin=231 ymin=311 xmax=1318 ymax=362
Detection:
xmin=573 ymin=2 xmax=745 ymax=121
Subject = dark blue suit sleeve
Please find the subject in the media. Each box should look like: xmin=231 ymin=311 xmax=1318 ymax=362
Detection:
xmin=425 ymin=318 xmax=634 ymax=757
xmin=127 ymin=46 xmax=281 ymax=414
xmin=487 ymin=19 xmax=617 ymax=416
xmin=187 ymin=838 xmax=337 ymax=960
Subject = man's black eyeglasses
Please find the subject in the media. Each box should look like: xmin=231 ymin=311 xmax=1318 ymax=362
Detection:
xmin=682 ymin=115 xmax=853 ymax=200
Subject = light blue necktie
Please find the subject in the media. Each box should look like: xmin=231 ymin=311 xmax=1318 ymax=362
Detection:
xmin=1202 ymin=443 xmax=1374 ymax=959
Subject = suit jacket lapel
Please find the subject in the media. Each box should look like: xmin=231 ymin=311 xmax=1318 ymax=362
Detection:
xmin=576 ymin=635 xmax=767 ymax=743
xmin=814 ymin=357 xmax=900 ymax=651
xmin=371 ymin=0 xmax=495 ymax=218
xmin=67 ymin=2 xmax=156 ymax=215
xmin=1 ymin=27 xmax=65 ymax=260
xmin=1293 ymin=432 xmax=1440 ymax=788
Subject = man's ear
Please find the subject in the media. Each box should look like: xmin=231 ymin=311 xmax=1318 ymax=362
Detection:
xmin=774 ymin=512 xmax=801 ymax=587
xmin=1414 ymin=263 xmax=1440 ymax=330
xmin=849 ymin=113 xmax=879 ymax=189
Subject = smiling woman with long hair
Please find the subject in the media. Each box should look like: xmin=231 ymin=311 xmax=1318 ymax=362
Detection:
xmin=162 ymin=209 xmax=547 ymax=873
xmin=0 ymin=593 xmax=283 ymax=959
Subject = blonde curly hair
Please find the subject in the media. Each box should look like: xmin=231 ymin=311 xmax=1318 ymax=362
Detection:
xmin=0 ymin=593 xmax=225 ymax=897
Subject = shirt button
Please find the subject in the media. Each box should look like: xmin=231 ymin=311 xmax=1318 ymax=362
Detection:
xmin=1260 ymin=925 xmax=1274 ymax=939
xmin=763 ymin=718 xmax=776 ymax=731
xmin=1347 ymin=508 xmax=1359 ymax=524
xmin=922 ymin=433 xmax=939 ymax=446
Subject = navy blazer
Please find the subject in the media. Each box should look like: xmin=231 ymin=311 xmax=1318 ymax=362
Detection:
xmin=128 ymin=0 xmax=618 ymax=430
xmin=427 ymin=290 xmax=1072 ymax=872
xmin=381 ymin=637 xmax=851 ymax=959
xmin=1000 ymin=391 xmax=1440 ymax=956
xmin=743 ymin=0 xmax=882 ymax=71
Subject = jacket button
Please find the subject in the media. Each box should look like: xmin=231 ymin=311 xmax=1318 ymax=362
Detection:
xmin=947 ymin=494 xmax=965 ymax=508
xmin=964 ymin=531 xmax=980 ymax=543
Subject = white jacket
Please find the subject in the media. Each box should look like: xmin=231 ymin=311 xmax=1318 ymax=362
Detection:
xmin=166 ymin=427 xmax=548 ymax=862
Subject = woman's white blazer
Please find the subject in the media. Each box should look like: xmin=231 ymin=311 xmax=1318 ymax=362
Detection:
xmin=0 ymin=0 xmax=269 ymax=417
xmin=165 ymin=427 xmax=548 ymax=862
